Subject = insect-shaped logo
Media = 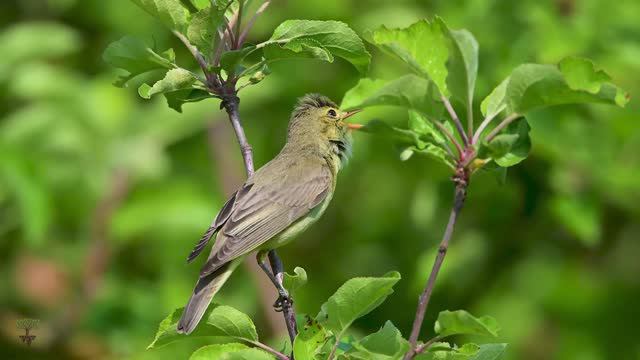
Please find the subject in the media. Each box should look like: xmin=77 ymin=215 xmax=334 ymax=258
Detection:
xmin=16 ymin=319 xmax=39 ymax=346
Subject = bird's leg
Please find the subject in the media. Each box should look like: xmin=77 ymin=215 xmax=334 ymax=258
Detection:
xmin=256 ymin=251 xmax=292 ymax=312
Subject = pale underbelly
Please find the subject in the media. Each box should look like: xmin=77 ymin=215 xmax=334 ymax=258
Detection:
xmin=264 ymin=192 xmax=334 ymax=249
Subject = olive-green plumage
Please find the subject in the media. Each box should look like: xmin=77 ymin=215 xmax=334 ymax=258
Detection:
xmin=177 ymin=94 xmax=357 ymax=334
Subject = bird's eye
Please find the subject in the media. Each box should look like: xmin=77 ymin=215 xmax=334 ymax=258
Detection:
xmin=327 ymin=109 xmax=337 ymax=118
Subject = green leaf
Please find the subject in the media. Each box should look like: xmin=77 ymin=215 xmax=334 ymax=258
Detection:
xmin=476 ymin=161 xmax=507 ymax=185
xmin=416 ymin=343 xmax=480 ymax=360
xmin=369 ymin=19 xmax=449 ymax=95
xmin=480 ymin=78 xmax=508 ymax=119
xmin=189 ymin=343 xmax=248 ymax=360
xmin=187 ymin=5 xmax=224 ymax=61
xmin=360 ymin=120 xmax=427 ymax=149
xmin=559 ymin=56 xmax=611 ymax=94
xmin=293 ymin=317 xmax=328 ymax=360
xmin=220 ymin=46 xmax=258 ymax=77
xmin=130 ymin=0 xmax=190 ymax=31
xmin=504 ymin=58 xmax=628 ymax=113
xmin=262 ymin=20 xmax=371 ymax=74
xmin=350 ymin=321 xmax=409 ymax=360
xmin=413 ymin=144 xmax=456 ymax=170
xmin=316 ymin=271 xmax=401 ymax=335
xmin=148 ymin=304 xmax=258 ymax=349
xmin=469 ymin=344 xmax=507 ymax=360
xmin=226 ymin=349 xmax=275 ymax=360
xmin=434 ymin=310 xmax=500 ymax=338
xmin=441 ymin=20 xmax=479 ymax=112
xmin=188 ymin=0 xmax=211 ymax=10
xmin=283 ymin=266 xmax=308 ymax=295
xmin=164 ymin=88 xmax=215 ymax=112
xmin=479 ymin=118 xmax=531 ymax=167
xmin=341 ymin=75 xmax=443 ymax=119
xmin=138 ymin=68 xmax=200 ymax=99
xmin=408 ymin=110 xmax=447 ymax=145
xmin=102 ymin=36 xmax=175 ymax=87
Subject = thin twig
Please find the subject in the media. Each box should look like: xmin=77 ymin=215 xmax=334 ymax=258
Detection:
xmin=222 ymin=96 xmax=254 ymax=176
xmin=246 ymin=339 xmax=290 ymax=360
xmin=434 ymin=121 xmax=463 ymax=157
xmin=484 ymin=113 xmax=521 ymax=143
xmin=404 ymin=176 xmax=468 ymax=360
xmin=238 ymin=0 xmax=271 ymax=46
xmin=441 ymin=95 xmax=469 ymax=146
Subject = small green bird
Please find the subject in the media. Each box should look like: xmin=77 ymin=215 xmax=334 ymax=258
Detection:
xmin=177 ymin=94 xmax=361 ymax=334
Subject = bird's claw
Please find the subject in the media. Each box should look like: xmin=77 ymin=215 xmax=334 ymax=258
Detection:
xmin=273 ymin=293 xmax=293 ymax=312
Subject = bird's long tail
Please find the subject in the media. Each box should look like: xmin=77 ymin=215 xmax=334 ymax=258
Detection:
xmin=177 ymin=260 xmax=239 ymax=334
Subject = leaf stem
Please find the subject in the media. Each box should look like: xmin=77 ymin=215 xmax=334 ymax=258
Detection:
xmin=172 ymin=30 xmax=218 ymax=87
xmin=404 ymin=172 xmax=468 ymax=360
xmin=234 ymin=0 xmax=244 ymax=48
xmin=441 ymin=95 xmax=469 ymax=146
xmin=328 ymin=329 xmax=346 ymax=360
xmin=238 ymin=0 xmax=271 ymax=47
xmin=415 ymin=335 xmax=443 ymax=354
xmin=471 ymin=108 xmax=503 ymax=144
xmin=246 ymin=339 xmax=290 ymax=360
xmin=467 ymin=102 xmax=474 ymax=140
xmin=484 ymin=113 xmax=521 ymax=143
xmin=434 ymin=121 xmax=463 ymax=157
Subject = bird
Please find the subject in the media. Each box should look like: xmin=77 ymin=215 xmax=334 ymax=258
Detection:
xmin=177 ymin=94 xmax=362 ymax=334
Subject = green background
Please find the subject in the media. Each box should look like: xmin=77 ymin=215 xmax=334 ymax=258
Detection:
xmin=1 ymin=0 xmax=639 ymax=359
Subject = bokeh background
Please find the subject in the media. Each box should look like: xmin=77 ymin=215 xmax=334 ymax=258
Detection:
xmin=1 ymin=0 xmax=639 ymax=359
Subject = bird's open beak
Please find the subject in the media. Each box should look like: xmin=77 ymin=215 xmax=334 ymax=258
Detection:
xmin=342 ymin=109 xmax=363 ymax=130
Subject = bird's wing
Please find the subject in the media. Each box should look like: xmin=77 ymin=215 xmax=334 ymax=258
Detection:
xmin=187 ymin=189 xmax=241 ymax=262
xmin=199 ymin=163 xmax=332 ymax=277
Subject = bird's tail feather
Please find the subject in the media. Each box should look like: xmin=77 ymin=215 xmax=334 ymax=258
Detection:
xmin=177 ymin=261 xmax=238 ymax=334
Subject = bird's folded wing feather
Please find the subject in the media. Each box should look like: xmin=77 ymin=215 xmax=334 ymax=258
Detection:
xmin=199 ymin=163 xmax=332 ymax=277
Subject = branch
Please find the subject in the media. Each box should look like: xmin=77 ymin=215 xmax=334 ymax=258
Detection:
xmin=484 ymin=113 xmax=522 ymax=143
xmin=246 ymin=339 xmax=290 ymax=360
xmin=404 ymin=173 xmax=468 ymax=360
xmin=441 ymin=95 xmax=469 ymax=146
xmin=268 ymin=250 xmax=298 ymax=345
xmin=221 ymin=95 xmax=254 ymax=177
xmin=238 ymin=0 xmax=271 ymax=47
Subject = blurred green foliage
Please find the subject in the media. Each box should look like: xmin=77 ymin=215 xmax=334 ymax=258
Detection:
xmin=1 ymin=0 xmax=638 ymax=359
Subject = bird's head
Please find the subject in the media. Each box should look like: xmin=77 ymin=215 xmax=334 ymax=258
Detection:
xmin=287 ymin=94 xmax=362 ymax=162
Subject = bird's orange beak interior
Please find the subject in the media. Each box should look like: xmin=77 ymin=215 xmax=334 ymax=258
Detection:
xmin=342 ymin=109 xmax=363 ymax=130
